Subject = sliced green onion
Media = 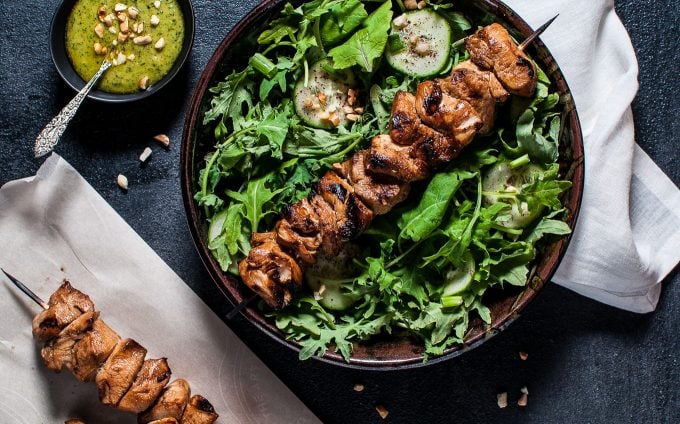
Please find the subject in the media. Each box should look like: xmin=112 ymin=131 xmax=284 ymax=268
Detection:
xmin=442 ymin=295 xmax=464 ymax=308
xmin=250 ymin=53 xmax=277 ymax=79
xmin=509 ymin=154 xmax=530 ymax=169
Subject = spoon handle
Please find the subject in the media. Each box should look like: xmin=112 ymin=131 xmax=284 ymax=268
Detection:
xmin=34 ymin=60 xmax=112 ymax=158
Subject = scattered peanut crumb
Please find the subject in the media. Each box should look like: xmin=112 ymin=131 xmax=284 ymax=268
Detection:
xmin=375 ymin=405 xmax=389 ymax=419
xmin=116 ymin=174 xmax=129 ymax=191
xmin=497 ymin=392 xmax=508 ymax=409
xmin=353 ymin=383 xmax=364 ymax=392
xmin=519 ymin=351 xmax=528 ymax=361
xmin=517 ymin=392 xmax=528 ymax=407
xmin=139 ymin=147 xmax=152 ymax=163
xmin=138 ymin=75 xmax=150 ymax=90
xmin=520 ymin=386 xmax=529 ymax=395
xmin=153 ymin=134 xmax=170 ymax=148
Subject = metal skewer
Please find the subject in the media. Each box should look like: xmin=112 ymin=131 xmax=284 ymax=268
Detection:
xmin=225 ymin=294 xmax=258 ymax=320
xmin=1 ymin=268 xmax=48 ymax=310
xmin=519 ymin=14 xmax=559 ymax=51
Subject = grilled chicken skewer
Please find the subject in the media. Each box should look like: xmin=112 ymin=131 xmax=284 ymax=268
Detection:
xmin=238 ymin=20 xmax=550 ymax=310
xmin=1 ymin=269 xmax=218 ymax=424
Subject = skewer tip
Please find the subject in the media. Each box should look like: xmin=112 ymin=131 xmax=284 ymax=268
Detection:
xmin=519 ymin=14 xmax=559 ymax=51
xmin=1 ymin=268 xmax=49 ymax=310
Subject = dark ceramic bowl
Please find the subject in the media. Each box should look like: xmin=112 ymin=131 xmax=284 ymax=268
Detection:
xmin=181 ymin=0 xmax=584 ymax=369
xmin=50 ymin=0 xmax=195 ymax=103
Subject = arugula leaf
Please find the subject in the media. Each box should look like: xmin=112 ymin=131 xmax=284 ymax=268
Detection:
xmin=320 ymin=0 xmax=368 ymax=46
xmin=398 ymin=169 xmax=475 ymax=242
xmin=203 ymin=68 xmax=255 ymax=130
xmin=327 ymin=1 xmax=393 ymax=72
xmin=256 ymin=104 xmax=294 ymax=159
xmin=516 ymin=108 xmax=558 ymax=164
xmin=225 ymin=175 xmax=284 ymax=234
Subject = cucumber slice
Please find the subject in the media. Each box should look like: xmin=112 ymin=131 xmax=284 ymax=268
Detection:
xmin=385 ymin=9 xmax=452 ymax=77
xmin=443 ymin=252 xmax=474 ymax=296
xmin=293 ymin=60 xmax=357 ymax=129
xmin=306 ymin=274 xmax=357 ymax=311
xmin=482 ymin=162 xmax=545 ymax=229
xmin=304 ymin=247 xmax=361 ymax=311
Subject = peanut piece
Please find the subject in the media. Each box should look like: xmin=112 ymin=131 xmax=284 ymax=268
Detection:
xmin=117 ymin=174 xmax=128 ymax=191
xmin=139 ymin=147 xmax=153 ymax=163
xmin=153 ymin=134 xmax=170 ymax=147
xmin=133 ymin=35 xmax=152 ymax=45
xmin=127 ymin=6 xmax=139 ymax=19
xmin=138 ymin=76 xmax=150 ymax=90
xmin=94 ymin=23 xmax=105 ymax=38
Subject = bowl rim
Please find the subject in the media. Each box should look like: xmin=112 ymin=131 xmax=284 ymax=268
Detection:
xmin=49 ymin=0 xmax=196 ymax=104
xmin=181 ymin=0 xmax=585 ymax=370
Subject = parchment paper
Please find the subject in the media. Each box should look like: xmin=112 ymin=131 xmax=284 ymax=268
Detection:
xmin=0 ymin=154 xmax=319 ymax=424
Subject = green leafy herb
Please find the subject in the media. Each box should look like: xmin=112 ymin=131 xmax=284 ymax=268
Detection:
xmin=327 ymin=1 xmax=393 ymax=72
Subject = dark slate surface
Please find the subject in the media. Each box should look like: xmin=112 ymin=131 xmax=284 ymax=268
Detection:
xmin=1 ymin=1 xmax=677 ymax=423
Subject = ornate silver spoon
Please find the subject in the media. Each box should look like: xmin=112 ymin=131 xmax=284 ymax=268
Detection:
xmin=34 ymin=60 xmax=111 ymax=158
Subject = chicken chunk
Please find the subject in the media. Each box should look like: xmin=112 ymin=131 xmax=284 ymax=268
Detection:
xmin=275 ymin=218 xmax=321 ymax=264
xmin=180 ymin=395 xmax=218 ymax=424
xmin=281 ymin=198 xmax=320 ymax=235
xmin=415 ymin=80 xmax=483 ymax=146
xmin=96 ymin=338 xmax=147 ymax=406
xmin=466 ymin=23 xmax=537 ymax=97
xmin=32 ymin=281 xmax=94 ymax=341
xmin=118 ymin=358 xmax=172 ymax=413
xmin=455 ymin=60 xmax=509 ymax=101
xmin=410 ymin=124 xmax=462 ymax=168
xmin=40 ymin=311 xmax=98 ymax=372
xmin=239 ymin=232 xmax=303 ymax=309
xmin=389 ymin=91 xmax=422 ymax=145
xmin=138 ymin=379 xmax=191 ymax=423
xmin=71 ymin=318 xmax=121 ymax=381
xmin=333 ymin=153 xmax=410 ymax=215
xmin=441 ymin=61 xmax=510 ymax=134
xmin=365 ymin=134 xmax=431 ymax=182
xmin=315 ymin=171 xmax=374 ymax=243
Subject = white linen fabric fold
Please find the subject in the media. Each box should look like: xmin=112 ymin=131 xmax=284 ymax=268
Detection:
xmin=505 ymin=0 xmax=679 ymax=312
xmin=0 ymin=154 xmax=319 ymax=423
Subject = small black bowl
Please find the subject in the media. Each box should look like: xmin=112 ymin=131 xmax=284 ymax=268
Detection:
xmin=50 ymin=0 xmax=195 ymax=103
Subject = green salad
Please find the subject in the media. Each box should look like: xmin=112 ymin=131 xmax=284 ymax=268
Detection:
xmin=195 ymin=0 xmax=572 ymax=361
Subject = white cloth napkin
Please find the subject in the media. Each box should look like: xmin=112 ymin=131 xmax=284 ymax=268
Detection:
xmin=505 ymin=0 xmax=680 ymax=313
xmin=0 ymin=154 xmax=318 ymax=424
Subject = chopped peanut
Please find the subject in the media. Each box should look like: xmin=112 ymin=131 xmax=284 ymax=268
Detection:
xmin=497 ymin=392 xmax=508 ymax=408
xmin=375 ymin=405 xmax=389 ymax=420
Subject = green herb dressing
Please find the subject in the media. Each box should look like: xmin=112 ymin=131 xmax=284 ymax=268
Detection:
xmin=65 ymin=0 xmax=184 ymax=93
